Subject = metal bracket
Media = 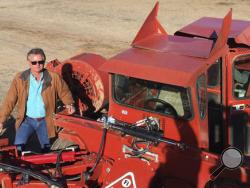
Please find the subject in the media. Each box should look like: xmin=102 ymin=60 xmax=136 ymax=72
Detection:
xmin=122 ymin=145 xmax=158 ymax=163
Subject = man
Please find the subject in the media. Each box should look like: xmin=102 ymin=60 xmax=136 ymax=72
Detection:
xmin=0 ymin=48 xmax=75 ymax=152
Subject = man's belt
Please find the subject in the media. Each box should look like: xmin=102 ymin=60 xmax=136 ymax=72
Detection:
xmin=26 ymin=116 xmax=45 ymax=122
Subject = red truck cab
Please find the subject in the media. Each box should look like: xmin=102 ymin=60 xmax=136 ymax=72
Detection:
xmin=100 ymin=4 xmax=250 ymax=187
xmin=176 ymin=13 xmax=250 ymax=155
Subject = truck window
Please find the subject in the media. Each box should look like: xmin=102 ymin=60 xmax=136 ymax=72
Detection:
xmin=207 ymin=59 xmax=221 ymax=88
xmin=197 ymin=74 xmax=207 ymax=119
xmin=113 ymin=74 xmax=192 ymax=119
xmin=233 ymin=54 xmax=250 ymax=99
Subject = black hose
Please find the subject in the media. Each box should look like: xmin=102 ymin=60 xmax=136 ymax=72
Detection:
xmin=0 ymin=162 xmax=64 ymax=187
xmin=54 ymin=149 xmax=68 ymax=188
xmin=55 ymin=150 xmax=64 ymax=178
xmin=83 ymin=127 xmax=107 ymax=180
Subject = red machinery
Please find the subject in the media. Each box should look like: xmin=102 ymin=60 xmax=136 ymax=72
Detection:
xmin=0 ymin=2 xmax=250 ymax=188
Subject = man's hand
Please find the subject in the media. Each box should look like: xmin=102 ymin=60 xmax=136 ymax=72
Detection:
xmin=65 ymin=104 xmax=76 ymax=115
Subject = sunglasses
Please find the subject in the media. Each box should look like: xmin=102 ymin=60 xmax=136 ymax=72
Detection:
xmin=30 ymin=60 xmax=45 ymax=65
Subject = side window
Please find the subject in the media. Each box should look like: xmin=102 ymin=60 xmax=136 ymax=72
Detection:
xmin=233 ymin=54 xmax=250 ymax=99
xmin=113 ymin=74 xmax=193 ymax=119
xmin=207 ymin=59 xmax=221 ymax=88
xmin=197 ymin=74 xmax=207 ymax=119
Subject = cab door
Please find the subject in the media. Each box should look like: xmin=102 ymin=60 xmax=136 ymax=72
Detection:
xmin=207 ymin=58 xmax=224 ymax=153
xmin=227 ymin=51 xmax=250 ymax=154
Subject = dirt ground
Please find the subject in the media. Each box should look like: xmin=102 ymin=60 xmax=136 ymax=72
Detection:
xmin=0 ymin=0 xmax=250 ymax=107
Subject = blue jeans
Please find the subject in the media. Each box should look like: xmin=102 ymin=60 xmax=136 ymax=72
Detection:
xmin=14 ymin=117 xmax=50 ymax=151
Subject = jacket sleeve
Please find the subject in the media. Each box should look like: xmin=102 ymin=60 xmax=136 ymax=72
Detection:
xmin=55 ymin=74 xmax=74 ymax=105
xmin=0 ymin=76 xmax=18 ymax=123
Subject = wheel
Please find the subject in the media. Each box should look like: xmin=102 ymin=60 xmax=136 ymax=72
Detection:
xmin=144 ymin=98 xmax=177 ymax=116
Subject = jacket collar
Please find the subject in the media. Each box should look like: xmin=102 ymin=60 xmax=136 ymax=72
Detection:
xmin=19 ymin=69 xmax=30 ymax=81
xmin=20 ymin=68 xmax=52 ymax=91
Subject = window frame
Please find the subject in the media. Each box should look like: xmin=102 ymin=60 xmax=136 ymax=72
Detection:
xmin=112 ymin=74 xmax=194 ymax=120
xmin=232 ymin=54 xmax=250 ymax=100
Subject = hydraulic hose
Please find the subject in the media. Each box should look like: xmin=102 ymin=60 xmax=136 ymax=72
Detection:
xmin=83 ymin=127 xmax=107 ymax=180
xmin=0 ymin=162 xmax=64 ymax=187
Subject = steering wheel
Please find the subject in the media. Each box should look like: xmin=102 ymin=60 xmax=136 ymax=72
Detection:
xmin=144 ymin=98 xmax=177 ymax=117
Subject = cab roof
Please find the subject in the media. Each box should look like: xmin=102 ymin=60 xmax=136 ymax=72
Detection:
xmin=101 ymin=46 xmax=208 ymax=87
xmin=176 ymin=17 xmax=250 ymax=46
xmin=100 ymin=3 xmax=232 ymax=87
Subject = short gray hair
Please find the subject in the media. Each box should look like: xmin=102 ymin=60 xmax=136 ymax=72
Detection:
xmin=27 ymin=48 xmax=46 ymax=61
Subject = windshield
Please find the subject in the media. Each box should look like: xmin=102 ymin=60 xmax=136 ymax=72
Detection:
xmin=233 ymin=54 xmax=250 ymax=99
xmin=113 ymin=74 xmax=192 ymax=119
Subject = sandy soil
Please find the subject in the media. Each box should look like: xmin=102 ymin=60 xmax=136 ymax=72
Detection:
xmin=0 ymin=0 xmax=250 ymax=105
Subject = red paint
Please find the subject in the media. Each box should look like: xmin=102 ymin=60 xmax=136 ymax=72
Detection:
xmin=0 ymin=3 xmax=249 ymax=188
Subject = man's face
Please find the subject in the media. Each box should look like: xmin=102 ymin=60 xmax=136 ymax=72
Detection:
xmin=27 ymin=54 xmax=45 ymax=74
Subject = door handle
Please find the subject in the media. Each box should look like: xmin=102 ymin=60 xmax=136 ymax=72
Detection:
xmin=232 ymin=104 xmax=246 ymax=111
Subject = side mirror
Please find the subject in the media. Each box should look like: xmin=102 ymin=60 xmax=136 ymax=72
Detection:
xmin=210 ymin=147 xmax=243 ymax=181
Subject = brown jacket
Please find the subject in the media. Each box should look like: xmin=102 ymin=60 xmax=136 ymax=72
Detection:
xmin=0 ymin=69 xmax=74 ymax=138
